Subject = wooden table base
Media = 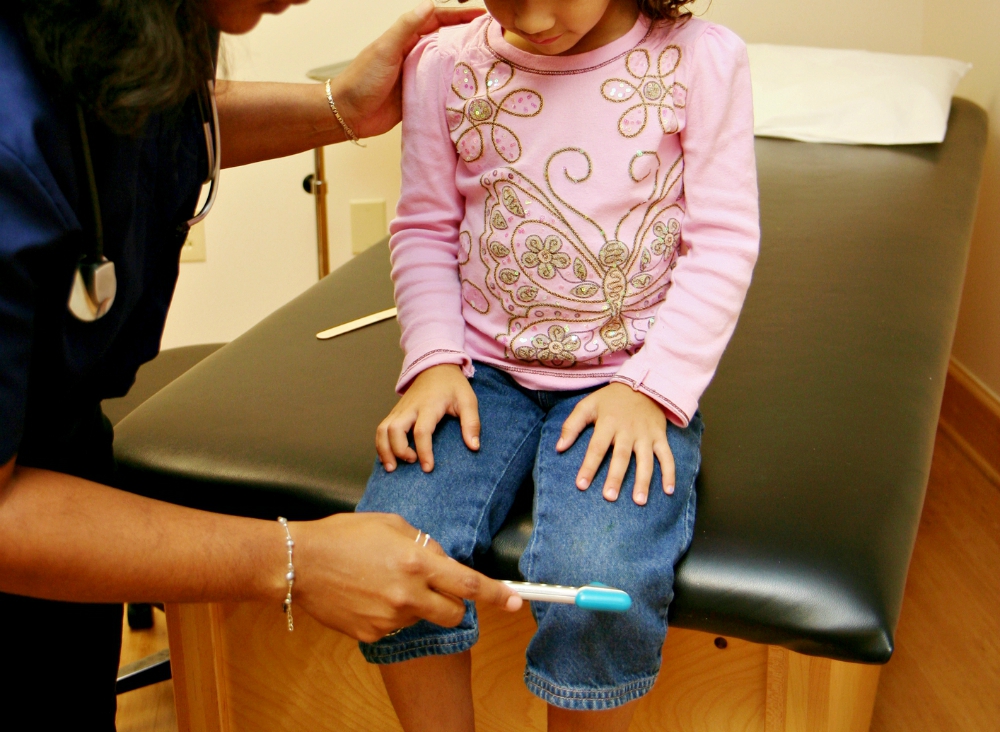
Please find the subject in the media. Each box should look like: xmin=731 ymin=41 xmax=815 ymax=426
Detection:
xmin=166 ymin=601 xmax=879 ymax=732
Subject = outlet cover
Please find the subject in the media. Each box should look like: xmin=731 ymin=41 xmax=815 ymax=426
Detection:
xmin=350 ymin=199 xmax=387 ymax=255
xmin=181 ymin=221 xmax=207 ymax=262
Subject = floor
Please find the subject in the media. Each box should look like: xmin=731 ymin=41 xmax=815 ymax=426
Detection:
xmin=115 ymin=428 xmax=1000 ymax=731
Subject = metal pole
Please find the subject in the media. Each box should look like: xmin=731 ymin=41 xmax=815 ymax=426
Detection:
xmin=313 ymin=147 xmax=330 ymax=279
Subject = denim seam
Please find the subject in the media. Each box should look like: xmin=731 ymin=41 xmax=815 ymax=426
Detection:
xmin=519 ymin=432 xmax=550 ymax=583
xmin=469 ymin=412 xmax=545 ymax=557
xmin=523 ymin=669 xmax=658 ymax=709
xmin=682 ymin=449 xmax=702 ymax=545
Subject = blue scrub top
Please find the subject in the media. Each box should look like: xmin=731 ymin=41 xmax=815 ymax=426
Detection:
xmin=0 ymin=14 xmax=207 ymax=471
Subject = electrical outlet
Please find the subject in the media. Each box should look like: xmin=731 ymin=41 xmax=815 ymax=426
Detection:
xmin=181 ymin=221 xmax=207 ymax=262
xmin=350 ymin=199 xmax=387 ymax=255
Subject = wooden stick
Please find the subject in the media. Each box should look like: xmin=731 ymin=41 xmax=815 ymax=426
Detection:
xmin=315 ymin=307 xmax=397 ymax=340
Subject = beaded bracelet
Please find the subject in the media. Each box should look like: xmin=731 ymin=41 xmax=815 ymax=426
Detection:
xmin=277 ymin=517 xmax=295 ymax=632
xmin=325 ymin=79 xmax=365 ymax=147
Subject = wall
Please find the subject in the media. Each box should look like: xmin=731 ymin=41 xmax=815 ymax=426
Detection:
xmin=692 ymin=0 xmax=925 ymax=53
xmin=160 ymin=0 xmax=412 ymax=348
xmin=162 ymin=0 xmax=1000 ymax=401
xmin=923 ymin=0 xmax=1000 ymax=399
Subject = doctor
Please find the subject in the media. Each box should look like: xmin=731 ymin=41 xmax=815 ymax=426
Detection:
xmin=0 ymin=0 xmax=518 ymax=727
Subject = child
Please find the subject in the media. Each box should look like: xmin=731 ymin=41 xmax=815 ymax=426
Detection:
xmin=357 ymin=0 xmax=758 ymax=728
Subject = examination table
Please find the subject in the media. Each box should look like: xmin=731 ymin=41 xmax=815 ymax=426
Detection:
xmin=114 ymin=99 xmax=987 ymax=731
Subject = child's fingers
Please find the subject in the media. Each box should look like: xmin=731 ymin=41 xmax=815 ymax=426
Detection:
xmin=456 ymin=391 xmax=481 ymax=451
xmin=632 ymin=442 xmax=654 ymax=505
xmin=602 ymin=437 xmax=634 ymax=502
xmin=654 ymin=438 xmax=676 ymax=495
xmin=412 ymin=410 xmax=441 ymax=472
xmin=557 ymin=397 xmax=597 ymax=452
xmin=576 ymin=423 xmax=612 ymax=490
xmin=387 ymin=416 xmax=418 ymax=465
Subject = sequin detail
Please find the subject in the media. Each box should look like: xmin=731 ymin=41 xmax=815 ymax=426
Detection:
xmin=476 ymin=149 xmax=685 ymax=367
xmin=601 ymin=46 xmax=687 ymax=138
xmin=448 ymin=61 xmax=543 ymax=163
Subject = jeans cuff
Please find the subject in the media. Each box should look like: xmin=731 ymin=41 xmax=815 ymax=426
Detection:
xmin=359 ymin=628 xmax=479 ymax=665
xmin=523 ymin=669 xmax=657 ymax=710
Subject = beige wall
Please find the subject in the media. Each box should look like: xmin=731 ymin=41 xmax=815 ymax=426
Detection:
xmin=163 ymin=0 xmax=1000 ymax=401
xmin=923 ymin=0 xmax=1000 ymax=399
xmin=161 ymin=0 xmax=412 ymax=348
xmin=694 ymin=0 xmax=925 ymax=53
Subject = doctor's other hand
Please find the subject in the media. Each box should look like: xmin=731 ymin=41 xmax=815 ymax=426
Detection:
xmin=332 ymin=1 xmax=485 ymax=139
xmin=376 ymin=364 xmax=480 ymax=473
xmin=288 ymin=513 xmax=520 ymax=642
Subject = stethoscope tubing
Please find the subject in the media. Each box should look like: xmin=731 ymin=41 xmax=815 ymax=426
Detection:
xmin=68 ymin=79 xmax=220 ymax=321
xmin=187 ymin=79 xmax=221 ymax=228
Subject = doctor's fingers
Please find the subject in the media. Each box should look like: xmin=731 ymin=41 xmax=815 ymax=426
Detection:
xmin=387 ymin=2 xmax=487 ymax=58
xmin=425 ymin=554 xmax=522 ymax=613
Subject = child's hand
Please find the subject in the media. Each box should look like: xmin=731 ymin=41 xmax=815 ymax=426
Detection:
xmin=376 ymin=365 xmax=480 ymax=473
xmin=556 ymin=384 xmax=675 ymax=506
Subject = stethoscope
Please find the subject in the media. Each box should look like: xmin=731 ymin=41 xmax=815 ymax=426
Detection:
xmin=67 ymin=79 xmax=222 ymax=322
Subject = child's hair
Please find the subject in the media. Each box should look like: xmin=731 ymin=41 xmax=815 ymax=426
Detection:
xmin=637 ymin=0 xmax=697 ymax=22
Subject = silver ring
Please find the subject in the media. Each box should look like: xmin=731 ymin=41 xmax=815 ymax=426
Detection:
xmin=422 ymin=533 xmax=431 ymax=548
xmin=415 ymin=529 xmax=423 ymax=544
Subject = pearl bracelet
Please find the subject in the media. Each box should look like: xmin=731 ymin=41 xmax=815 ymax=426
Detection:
xmin=325 ymin=79 xmax=365 ymax=147
xmin=277 ymin=517 xmax=295 ymax=632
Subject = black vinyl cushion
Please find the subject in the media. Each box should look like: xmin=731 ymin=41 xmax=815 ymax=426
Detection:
xmin=114 ymin=100 xmax=988 ymax=663
xmin=102 ymin=344 xmax=225 ymax=426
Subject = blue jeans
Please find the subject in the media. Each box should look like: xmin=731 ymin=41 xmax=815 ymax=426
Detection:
xmin=357 ymin=363 xmax=703 ymax=710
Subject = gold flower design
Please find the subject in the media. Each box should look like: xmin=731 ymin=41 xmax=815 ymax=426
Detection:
xmin=447 ymin=61 xmax=543 ymax=163
xmin=601 ymin=46 xmax=686 ymax=138
xmin=521 ymin=234 xmax=570 ymax=279
xmin=513 ymin=325 xmax=582 ymax=368
xmin=479 ymin=149 xmax=684 ymax=367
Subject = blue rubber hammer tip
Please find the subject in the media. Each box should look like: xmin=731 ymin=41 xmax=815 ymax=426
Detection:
xmin=574 ymin=584 xmax=632 ymax=613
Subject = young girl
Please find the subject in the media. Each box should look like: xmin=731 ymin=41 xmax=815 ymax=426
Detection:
xmin=357 ymin=0 xmax=758 ymax=728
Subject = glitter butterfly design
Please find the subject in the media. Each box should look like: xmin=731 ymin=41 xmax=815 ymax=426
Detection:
xmin=447 ymin=61 xmax=543 ymax=163
xmin=474 ymin=148 xmax=683 ymax=367
xmin=600 ymin=46 xmax=687 ymax=138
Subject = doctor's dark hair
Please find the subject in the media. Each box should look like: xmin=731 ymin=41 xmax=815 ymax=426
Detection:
xmin=14 ymin=0 xmax=214 ymax=135
xmin=636 ymin=0 xmax=698 ymax=22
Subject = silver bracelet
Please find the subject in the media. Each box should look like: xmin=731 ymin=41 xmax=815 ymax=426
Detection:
xmin=325 ymin=79 xmax=365 ymax=147
xmin=277 ymin=517 xmax=295 ymax=632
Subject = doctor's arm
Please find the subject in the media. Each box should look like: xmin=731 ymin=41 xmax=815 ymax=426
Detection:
xmin=216 ymin=3 xmax=483 ymax=168
xmin=0 ymin=457 xmax=518 ymax=641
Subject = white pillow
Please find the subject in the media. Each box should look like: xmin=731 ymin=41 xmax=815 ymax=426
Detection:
xmin=747 ymin=44 xmax=971 ymax=145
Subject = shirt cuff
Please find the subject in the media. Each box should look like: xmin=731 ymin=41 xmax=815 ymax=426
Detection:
xmin=397 ymin=340 xmax=475 ymax=394
xmin=611 ymin=360 xmax=694 ymax=428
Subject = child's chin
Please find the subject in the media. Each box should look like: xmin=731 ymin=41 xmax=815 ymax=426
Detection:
xmin=530 ymin=39 xmax=579 ymax=56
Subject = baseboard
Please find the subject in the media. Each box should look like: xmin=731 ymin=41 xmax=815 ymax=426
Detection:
xmin=939 ymin=358 xmax=1000 ymax=486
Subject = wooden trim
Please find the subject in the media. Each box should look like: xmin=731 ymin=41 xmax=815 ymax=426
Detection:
xmin=166 ymin=603 xmax=229 ymax=732
xmin=765 ymin=646 xmax=788 ymax=732
xmin=940 ymin=358 xmax=1000 ymax=486
xmin=764 ymin=646 xmax=880 ymax=732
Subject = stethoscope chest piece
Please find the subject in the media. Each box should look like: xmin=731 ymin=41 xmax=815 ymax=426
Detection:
xmin=68 ymin=257 xmax=116 ymax=321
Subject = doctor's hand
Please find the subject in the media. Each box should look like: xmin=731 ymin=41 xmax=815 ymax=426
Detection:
xmin=289 ymin=512 xmax=520 ymax=642
xmin=376 ymin=364 xmax=480 ymax=473
xmin=332 ymin=1 xmax=485 ymax=139
xmin=556 ymin=383 xmax=677 ymax=506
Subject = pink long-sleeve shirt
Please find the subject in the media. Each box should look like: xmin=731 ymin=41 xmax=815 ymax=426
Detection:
xmin=389 ymin=14 xmax=759 ymax=427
